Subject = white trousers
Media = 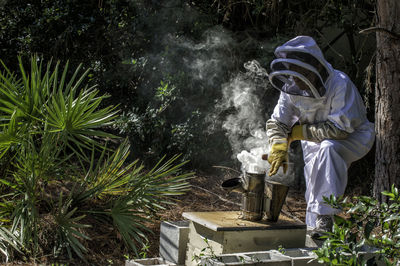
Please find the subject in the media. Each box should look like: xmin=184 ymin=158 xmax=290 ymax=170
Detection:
xmin=301 ymin=126 xmax=374 ymax=228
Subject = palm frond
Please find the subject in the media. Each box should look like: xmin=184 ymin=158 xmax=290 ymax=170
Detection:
xmin=88 ymin=139 xmax=143 ymax=197
xmin=133 ymin=154 xmax=193 ymax=197
xmin=107 ymin=198 xmax=151 ymax=256
xmin=0 ymin=110 xmax=20 ymax=159
xmin=44 ymin=74 xmax=119 ymax=155
xmin=10 ymin=197 xmax=39 ymax=255
xmin=54 ymin=194 xmax=91 ymax=260
xmin=109 ymin=155 xmax=192 ymax=254
xmin=0 ymin=226 xmax=23 ymax=262
xmin=0 ymin=56 xmax=119 ymax=161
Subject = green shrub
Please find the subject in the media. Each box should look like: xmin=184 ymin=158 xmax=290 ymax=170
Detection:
xmin=116 ymin=79 xmax=211 ymax=166
xmin=0 ymin=57 xmax=192 ymax=263
xmin=315 ymin=186 xmax=400 ymax=265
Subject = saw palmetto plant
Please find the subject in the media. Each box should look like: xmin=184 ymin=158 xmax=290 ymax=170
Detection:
xmin=0 ymin=57 xmax=192 ymax=263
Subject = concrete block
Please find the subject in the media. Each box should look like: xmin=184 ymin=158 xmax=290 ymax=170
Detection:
xmin=339 ymin=246 xmax=386 ymax=266
xmin=159 ymin=220 xmax=189 ymax=265
xmin=304 ymin=233 xmax=323 ymax=248
xmin=275 ymin=248 xmax=319 ymax=266
xmin=200 ymin=251 xmax=293 ymax=266
xmin=125 ymin=257 xmax=176 ymax=266
xmin=284 ymin=245 xmax=386 ymax=266
xmin=200 ymin=254 xmax=254 ymax=265
xmin=241 ymin=251 xmax=292 ymax=265
xmin=358 ymin=246 xmax=386 ymax=266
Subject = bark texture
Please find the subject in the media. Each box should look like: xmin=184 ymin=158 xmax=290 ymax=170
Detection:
xmin=373 ymin=0 xmax=400 ymax=201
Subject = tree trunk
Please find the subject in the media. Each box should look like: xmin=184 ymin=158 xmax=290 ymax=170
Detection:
xmin=373 ymin=0 xmax=400 ymax=201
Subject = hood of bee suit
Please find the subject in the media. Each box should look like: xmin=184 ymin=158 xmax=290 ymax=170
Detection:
xmin=268 ymin=36 xmax=334 ymax=98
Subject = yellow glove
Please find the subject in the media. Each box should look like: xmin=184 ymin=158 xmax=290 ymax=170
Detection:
xmin=289 ymin=124 xmax=305 ymax=142
xmin=267 ymin=139 xmax=288 ymax=176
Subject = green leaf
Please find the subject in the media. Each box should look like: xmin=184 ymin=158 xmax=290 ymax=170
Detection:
xmin=333 ymin=215 xmax=346 ymax=225
xmin=54 ymin=195 xmax=91 ymax=260
xmin=364 ymin=220 xmax=375 ymax=239
xmin=381 ymin=191 xmax=395 ymax=198
xmin=384 ymin=214 xmax=400 ymax=223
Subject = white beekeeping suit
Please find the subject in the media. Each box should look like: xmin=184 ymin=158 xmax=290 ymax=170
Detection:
xmin=265 ymin=36 xmax=375 ymax=233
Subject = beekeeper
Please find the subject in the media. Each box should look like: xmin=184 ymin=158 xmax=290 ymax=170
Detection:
xmin=265 ymin=36 xmax=375 ymax=236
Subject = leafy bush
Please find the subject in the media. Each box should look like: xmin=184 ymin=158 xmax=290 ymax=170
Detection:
xmin=116 ymin=78 xmax=213 ymax=166
xmin=315 ymin=186 xmax=400 ymax=265
xmin=0 ymin=0 xmax=144 ymax=110
xmin=0 ymin=57 xmax=192 ymax=263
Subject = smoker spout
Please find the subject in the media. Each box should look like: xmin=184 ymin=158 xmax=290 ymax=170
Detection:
xmin=221 ymin=172 xmax=265 ymax=194
xmin=221 ymin=177 xmax=246 ymax=193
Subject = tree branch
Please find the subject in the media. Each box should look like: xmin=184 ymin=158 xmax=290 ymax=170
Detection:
xmin=359 ymin=27 xmax=400 ymax=40
xmin=191 ymin=185 xmax=241 ymax=206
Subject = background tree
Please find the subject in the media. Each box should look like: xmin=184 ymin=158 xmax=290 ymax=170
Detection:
xmin=373 ymin=0 xmax=400 ymax=201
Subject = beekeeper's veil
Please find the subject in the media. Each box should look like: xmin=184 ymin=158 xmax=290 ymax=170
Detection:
xmin=268 ymin=36 xmax=332 ymax=98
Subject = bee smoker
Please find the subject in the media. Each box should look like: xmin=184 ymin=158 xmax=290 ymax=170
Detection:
xmin=222 ymin=172 xmax=289 ymax=222
xmin=222 ymin=172 xmax=265 ymax=221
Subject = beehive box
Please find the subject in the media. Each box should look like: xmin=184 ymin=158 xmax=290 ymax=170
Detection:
xmin=183 ymin=211 xmax=306 ymax=266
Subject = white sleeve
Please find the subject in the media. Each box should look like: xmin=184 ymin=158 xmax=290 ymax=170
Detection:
xmin=327 ymin=74 xmax=367 ymax=133
xmin=266 ymin=92 xmax=300 ymax=143
xmin=303 ymin=120 xmax=349 ymax=142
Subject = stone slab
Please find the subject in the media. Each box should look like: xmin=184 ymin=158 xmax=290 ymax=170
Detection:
xmin=125 ymin=257 xmax=176 ymax=266
xmin=279 ymin=248 xmax=320 ymax=266
xmin=200 ymin=251 xmax=293 ymax=266
xmin=182 ymin=211 xmax=306 ymax=231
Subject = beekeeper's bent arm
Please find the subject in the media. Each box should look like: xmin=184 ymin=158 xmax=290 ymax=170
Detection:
xmin=266 ymin=119 xmax=291 ymax=142
xmin=266 ymin=92 xmax=299 ymax=144
xmin=292 ymin=121 xmax=349 ymax=143
xmin=301 ymin=73 xmax=368 ymax=142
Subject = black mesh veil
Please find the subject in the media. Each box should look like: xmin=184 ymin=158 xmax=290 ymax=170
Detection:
xmin=268 ymin=52 xmax=328 ymax=98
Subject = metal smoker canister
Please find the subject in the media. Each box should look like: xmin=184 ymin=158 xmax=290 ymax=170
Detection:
xmin=263 ymin=180 xmax=289 ymax=222
xmin=239 ymin=172 xmax=265 ymax=221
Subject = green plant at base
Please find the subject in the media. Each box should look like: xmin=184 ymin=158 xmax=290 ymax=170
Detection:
xmin=277 ymin=244 xmax=286 ymax=255
xmin=315 ymin=185 xmax=400 ymax=265
xmin=192 ymin=237 xmax=218 ymax=265
xmin=138 ymin=242 xmax=150 ymax=259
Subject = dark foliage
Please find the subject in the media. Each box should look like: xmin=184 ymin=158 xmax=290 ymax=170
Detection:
xmin=0 ymin=0 xmax=139 ymax=105
xmin=0 ymin=0 xmax=377 ymax=182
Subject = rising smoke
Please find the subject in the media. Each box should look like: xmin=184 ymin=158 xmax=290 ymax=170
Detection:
xmin=124 ymin=0 xmax=301 ymax=184
xmin=217 ymin=60 xmax=271 ymax=156
xmin=212 ymin=60 xmax=296 ymax=185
